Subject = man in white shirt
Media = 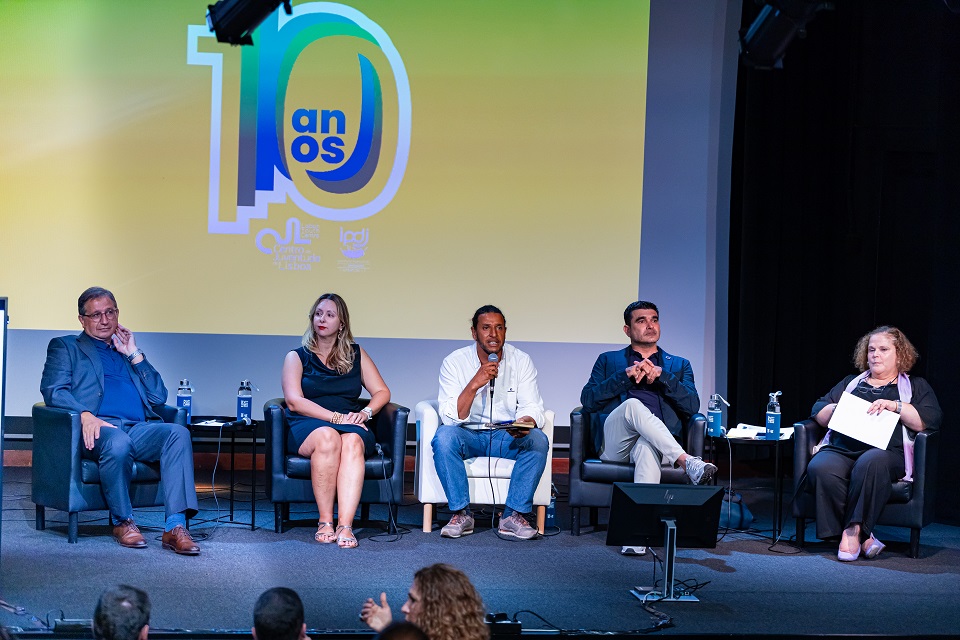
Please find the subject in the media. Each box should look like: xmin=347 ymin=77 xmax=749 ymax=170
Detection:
xmin=433 ymin=305 xmax=548 ymax=540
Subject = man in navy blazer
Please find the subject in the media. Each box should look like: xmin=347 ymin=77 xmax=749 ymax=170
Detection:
xmin=580 ymin=301 xmax=716 ymax=487
xmin=40 ymin=286 xmax=200 ymax=554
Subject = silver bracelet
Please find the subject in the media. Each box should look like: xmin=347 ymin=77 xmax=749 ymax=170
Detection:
xmin=126 ymin=349 xmax=144 ymax=363
xmin=896 ymin=400 xmax=902 ymax=414
xmin=362 ymin=407 xmax=374 ymax=421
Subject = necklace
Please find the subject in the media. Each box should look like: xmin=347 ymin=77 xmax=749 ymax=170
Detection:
xmin=867 ymin=373 xmax=898 ymax=387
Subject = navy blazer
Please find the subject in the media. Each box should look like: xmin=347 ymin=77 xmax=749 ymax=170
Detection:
xmin=40 ymin=332 xmax=168 ymax=420
xmin=580 ymin=346 xmax=700 ymax=455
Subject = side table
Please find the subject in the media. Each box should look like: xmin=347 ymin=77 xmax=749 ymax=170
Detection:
xmin=705 ymin=433 xmax=793 ymax=542
xmin=188 ymin=416 xmax=259 ymax=530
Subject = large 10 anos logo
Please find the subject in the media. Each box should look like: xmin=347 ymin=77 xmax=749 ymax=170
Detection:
xmin=188 ymin=3 xmax=411 ymax=239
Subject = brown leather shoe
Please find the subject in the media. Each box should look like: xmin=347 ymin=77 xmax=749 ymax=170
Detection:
xmin=161 ymin=525 xmax=200 ymax=555
xmin=112 ymin=519 xmax=147 ymax=549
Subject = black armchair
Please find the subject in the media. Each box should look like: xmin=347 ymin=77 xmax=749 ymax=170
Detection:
xmin=31 ymin=402 xmax=187 ymax=543
xmin=568 ymin=407 xmax=706 ymax=535
xmin=792 ymin=419 xmax=939 ymax=558
xmin=263 ymin=398 xmax=409 ymax=533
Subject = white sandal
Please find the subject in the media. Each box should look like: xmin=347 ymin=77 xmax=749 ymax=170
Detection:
xmin=335 ymin=524 xmax=358 ymax=549
xmin=315 ymin=521 xmax=336 ymax=543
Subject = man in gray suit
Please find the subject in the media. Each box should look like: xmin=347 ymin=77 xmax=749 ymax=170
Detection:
xmin=40 ymin=286 xmax=200 ymax=554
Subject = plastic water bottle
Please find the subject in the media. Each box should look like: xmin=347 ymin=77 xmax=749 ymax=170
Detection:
xmin=707 ymin=393 xmax=730 ymax=437
xmin=237 ymin=379 xmax=253 ymax=424
xmin=177 ymin=379 xmax=193 ymax=423
xmin=765 ymin=390 xmax=782 ymax=441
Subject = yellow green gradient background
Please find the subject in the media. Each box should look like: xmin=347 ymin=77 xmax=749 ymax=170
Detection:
xmin=0 ymin=1 xmax=649 ymax=343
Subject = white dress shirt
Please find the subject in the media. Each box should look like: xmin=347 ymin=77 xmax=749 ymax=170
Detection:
xmin=438 ymin=343 xmax=545 ymax=427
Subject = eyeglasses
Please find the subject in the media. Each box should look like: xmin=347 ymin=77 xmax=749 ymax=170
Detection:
xmin=81 ymin=308 xmax=119 ymax=321
xmin=856 ymin=378 xmax=894 ymax=395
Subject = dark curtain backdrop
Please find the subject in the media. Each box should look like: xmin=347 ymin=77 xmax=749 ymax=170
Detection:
xmin=730 ymin=0 xmax=960 ymax=523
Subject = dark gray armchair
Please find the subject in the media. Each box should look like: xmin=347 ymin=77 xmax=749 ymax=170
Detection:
xmin=263 ymin=398 xmax=409 ymax=533
xmin=31 ymin=402 xmax=187 ymax=543
xmin=792 ymin=418 xmax=939 ymax=558
xmin=568 ymin=407 xmax=706 ymax=535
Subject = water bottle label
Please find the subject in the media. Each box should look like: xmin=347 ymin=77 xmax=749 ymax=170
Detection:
xmin=707 ymin=410 xmax=723 ymax=436
xmin=177 ymin=395 xmax=192 ymax=421
xmin=237 ymin=397 xmax=251 ymax=421
xmin=765 ymin=413 xmax=780 ymax=440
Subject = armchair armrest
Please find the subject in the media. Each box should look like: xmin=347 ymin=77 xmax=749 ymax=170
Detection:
xmin=263 ymin=399 xmax=287 ymax=495
xmin=31 ymin=403 xmax=84 ymax=507
xmin=414 ymin=400 xmax=443 ymax=503
xmin=793 ymin=418 xmax=824 ymax=491
xmin=154 ymin=404 xmax=188 ymax=426
xmin=911 ymin=429 xmax=938 ymax=523
xmin=686 ymin=413 xmax=706 ymax=457
xmin=569 ymin=408 xmax=587 ymax=482
xmin=366 ymin=401 xmax=408 ymax=464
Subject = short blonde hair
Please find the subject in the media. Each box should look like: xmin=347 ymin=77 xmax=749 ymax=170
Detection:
xmin=853 ymin=326 xmax=919 ymax=373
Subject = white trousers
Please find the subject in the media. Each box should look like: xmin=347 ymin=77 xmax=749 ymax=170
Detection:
xmin=599 ymin=398 xmax=685 ymax=483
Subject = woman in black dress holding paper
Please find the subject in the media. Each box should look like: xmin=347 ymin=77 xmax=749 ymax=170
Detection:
xmin=808 ymin=326 xmax=941 ymax=561
xmin=282 ymin=293 xmax=390 ymax=548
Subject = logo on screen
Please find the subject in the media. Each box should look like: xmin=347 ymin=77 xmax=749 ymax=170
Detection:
xmin=188 ymin=3 xmax=411 ymax=237
xmin=340 ymin=227 xmax=369 ymax=258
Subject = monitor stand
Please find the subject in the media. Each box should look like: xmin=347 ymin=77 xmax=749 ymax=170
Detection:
xmin=630 ymin=518 xmax=700 ymax=603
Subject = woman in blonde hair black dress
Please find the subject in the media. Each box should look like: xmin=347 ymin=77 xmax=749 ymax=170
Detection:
xmin=282 ymin=293 xmax=390 ymax=548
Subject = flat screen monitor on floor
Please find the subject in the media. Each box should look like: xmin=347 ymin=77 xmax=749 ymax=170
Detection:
xmin=606 ymin=482 xmax=723 ymax=549
xmin=607 ymin=482 xmax=724 ymax=603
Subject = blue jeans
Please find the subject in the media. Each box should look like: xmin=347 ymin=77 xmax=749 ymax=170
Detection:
xmin=431 ymin=425 xmax=549 ymax=514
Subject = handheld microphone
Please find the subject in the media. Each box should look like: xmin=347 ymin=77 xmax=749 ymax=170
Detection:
xmin=487 ymin=352 xmax=499 ymax=394
xmin=221 ymin=417 xmax=252 ymax=429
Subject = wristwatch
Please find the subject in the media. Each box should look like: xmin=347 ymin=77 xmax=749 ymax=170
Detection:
xmin=126 ymin=349 xmax=144 ymax=363
xmin=361 ymin=407 xmax=373 ymax=421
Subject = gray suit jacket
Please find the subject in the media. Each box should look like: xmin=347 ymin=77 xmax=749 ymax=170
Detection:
xmin=40 ymin=332 xmax=168 ymax=420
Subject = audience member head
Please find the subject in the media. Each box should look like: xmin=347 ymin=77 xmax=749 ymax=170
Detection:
xmin=93 ymin=585 xmax=150 ymax=640
xmin=252 ymin=587 xmax=307 ymax=640
xmin=407 ymin=564 xmax=488 ymax=640
xmin=374 ymin=622 xmax=428 ymax=640
xmin=623 ymin=300 xmax=658 ymax=326
xmin=853 ymin=325 xmax=919 ymax=374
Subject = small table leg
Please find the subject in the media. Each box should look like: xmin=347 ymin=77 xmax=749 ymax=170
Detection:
xmin=229 ymin=432 xmax=237 ymax=520
xmin=773 ymin=439 xmax=782 ymax=543
xmin=250 ymin=428 xmax=257 ymax=530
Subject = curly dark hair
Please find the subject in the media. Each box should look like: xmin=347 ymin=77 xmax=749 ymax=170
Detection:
xmin=852 ymin=325 xmax=919 ymax=373
xmin=414 ymin=564 xmax=488 ymax=640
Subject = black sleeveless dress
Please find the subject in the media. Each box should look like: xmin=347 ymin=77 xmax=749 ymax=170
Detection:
xmin=284 ymin=344 xmax=376 ymax=457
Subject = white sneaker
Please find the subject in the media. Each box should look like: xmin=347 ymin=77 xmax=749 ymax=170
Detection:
xmin=621 ymin=546 xmax=647 ymax=556
xmin=685 ymin=456 xmax=717 ymax=485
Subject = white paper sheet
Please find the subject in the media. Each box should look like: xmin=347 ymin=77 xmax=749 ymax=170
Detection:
xmin=827 ymin=391 xmax=900 ymax=450
xmin=726 ymin=423 xmax=794 ymax=440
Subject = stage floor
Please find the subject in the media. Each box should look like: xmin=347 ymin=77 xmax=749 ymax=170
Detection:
xmin=2 ymin=467 xmax=959 ymax=637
